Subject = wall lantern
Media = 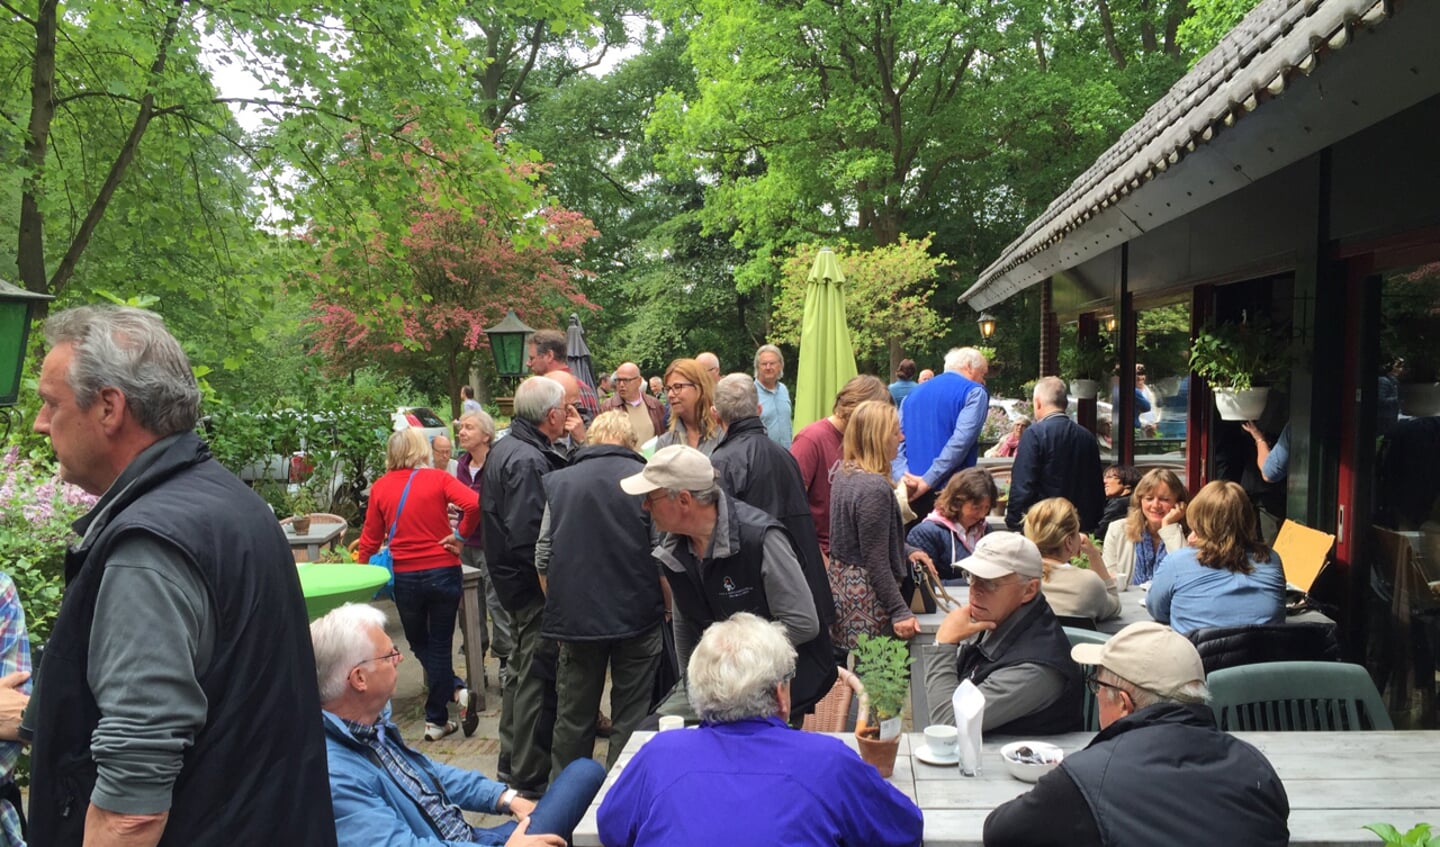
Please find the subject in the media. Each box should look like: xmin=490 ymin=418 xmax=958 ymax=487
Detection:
xmin=1104 ymin=314 xmax=1119 ymax=333
xmin=976 ymin=312 xmax=998 ymax=339
xmin=0 ymin=278 xmax=54 ymax=408
xmin=484 ymin=309 xmax=537 ymax=379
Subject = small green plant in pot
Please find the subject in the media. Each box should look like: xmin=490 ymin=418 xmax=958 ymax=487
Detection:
xmin=851 ymin=633 xmax=912 ymax=776
xmin=287 ymin=485 xmax=320 ymax=534
xmin=1189 ymin=317 xmax=1290 ymax=420
xmin=1363 ymin=822 xmax=1439 ymax=846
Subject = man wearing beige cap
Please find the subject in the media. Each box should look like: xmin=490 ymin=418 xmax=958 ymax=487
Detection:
xmin=985 ymin=622 xmax=1289 ymax=846
xmin=924 ymin=532 xmax=1083 ymax=734
xmin=620 ymin=445 xmax=836 ymax=722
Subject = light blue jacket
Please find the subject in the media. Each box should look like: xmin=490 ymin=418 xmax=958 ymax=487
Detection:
xmin=1145 ymin=547 xmax=1286 ymax=635
xmin=323 ymin=709 xmax=506 ymax=846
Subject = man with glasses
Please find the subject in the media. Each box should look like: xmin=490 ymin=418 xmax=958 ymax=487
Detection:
xmin=312 ymin=603 xmax=604 ymax=846
xmin=600 ymin=361 xmax=666 ymax=444
xmin=984 ymin=622 xmax=1289 ymax=846
xmin=923 ymin=532 xmax=1083 ymax=734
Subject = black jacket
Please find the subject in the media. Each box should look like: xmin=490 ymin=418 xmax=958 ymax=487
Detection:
xmin=955 ymin=594 xmax=1084 ymax=736
xmin=1006 ymin=412 xmax=1105 ymax=532
xmin=483 ymin=416 xmax=568 ymax=611
xmin=540 ymin=444 xmax=664 ymax=640
xmin=711 ymin=416 xmax=834 ymax=625
xmin=984 ymin=702 xmax=1290 ymax=847
xmin=27 ymin=433 xmax=336 ymax=847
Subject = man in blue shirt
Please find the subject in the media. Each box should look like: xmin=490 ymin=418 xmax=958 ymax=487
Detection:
xmin=898 ymin=347 xmax=990 ymax=518
xmin=598 ymin=613 xmax=922 ymax=847
xmin=753 ymin=344 xmax=793 ymax=447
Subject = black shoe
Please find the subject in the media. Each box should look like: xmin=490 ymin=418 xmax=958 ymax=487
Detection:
xmin=459 ymin=688 xmax=480 ymax=737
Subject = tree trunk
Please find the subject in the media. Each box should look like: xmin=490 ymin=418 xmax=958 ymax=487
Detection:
xmin=18 ymin=0 xmax=59 ymax=305
xmin=888 ymin=336 xmax=902 ymax=382
xmin=1095 ymin=0 xmax=1128 ymax=69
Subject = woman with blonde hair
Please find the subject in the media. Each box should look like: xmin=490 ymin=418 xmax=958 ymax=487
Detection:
xmin=356 ymin=427 xmax=481 ymax=741
xmin=827 ymin=400 xmax=931 ymax=646
xmin=1146 ymin=480 xmax=1285 ymax=634
xmin=653 ymin=358 xmax=721 ymax=454
xmin=1023 ymin=497 xmax=1120 ymax=621
xmin=1102 ymin=468 xmax=1188 ymax=589
xmin=790 ymin=375 xmax=892 ymax=556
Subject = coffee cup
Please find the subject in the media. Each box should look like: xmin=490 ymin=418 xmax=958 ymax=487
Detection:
xmin=923 ymin=724 xmax=959 ymax=759
xmin=657 ymin=715 xmax=685 ymax=731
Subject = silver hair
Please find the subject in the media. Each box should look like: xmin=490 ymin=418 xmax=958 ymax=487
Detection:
xmin=945 ymin=346 xmax=986 ymax=374
xmin=458 ymin=410 xmax=497 ymax=442
xmin=688 ymin=612 xmax=797 ymax=724
xmin=753 ymin=344 xmax=785 ymax=377
xmin=1099 ymin=667 xmax=1210 ymax=710
xmin=513 ymin=376 xmax=565 ymax=423
xmin=311 ymin=603 xmax=390 ymax=704
xmin=43 ymin=305 xmax=201 ymax=436
xmin=714 ymin=373 xmax=759 ymax=425
xmin=1033 ymin=375 xmax=1068 ymax=410
xmin=655 ymin=481 xmax=721 ymax=506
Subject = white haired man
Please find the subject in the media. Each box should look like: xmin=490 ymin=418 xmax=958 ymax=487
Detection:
xmin=985 ymin=622 xmax=1289 ymax=846
xmin=1005 ymin=376 xmax=1104 ymax=532
xmin=312 ymin=604 xmax=604 ymax=846
xmin=897 ymin=346 xmax=991 ymax=518
xmin=598 ymin=613 xmax=922 ymax=846
xmin=753 ymin=344 xmax=793 ymax=447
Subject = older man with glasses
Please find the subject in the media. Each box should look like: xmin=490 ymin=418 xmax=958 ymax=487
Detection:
xmin=984 ymin=622 xmax=1289 ymax=846
xmin=312 ymin=603 xmax=604 ymax=847
xmin=599 ymin=361 xmax=667 ymax=444
xmin=923 ymin=532 xmax=1083 ymax=734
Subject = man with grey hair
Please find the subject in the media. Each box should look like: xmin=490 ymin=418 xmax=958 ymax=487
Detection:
xmin=696 ymin=351 xmax=721 ymax=384
xmin=597 ymin=613 xmax=921 ymax=846
xmin=483 ymin=376 xmax=570 ymax=791
xmin=312 ymin=603 xmax=602 ymax=847
xmin=1005 ymin=375 xmax=1104 ymax=532
xmin=710 ymin=374 xmax=834 ymax=643
xmin=527 ymin=328 xmax=599 ymax=418
xmin=430 ymin=433 xmax=459 ymax=474
xmin=898 ymin=345 xmax=991 ymax=518
xmin=985 ymin=622 xmax=1290 ymax=846
xmin=25 ymin=305 xmax=335 ymax=846
xmin=619 ymin=445 xmax=835 ymax=722
xmin=753 ymin=344 xmax=792 ymax=447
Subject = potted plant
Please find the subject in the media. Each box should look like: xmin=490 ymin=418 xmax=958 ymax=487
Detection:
xmin=287 ymin=485 xmax=320 ymax=534
xmin=1069 ymin=336 xmax=1110 ymax=400
xmin=1188 ymin=317 xmax=1290 ymax=420
xmin=852 ymin=633 xmax=912 ymax=777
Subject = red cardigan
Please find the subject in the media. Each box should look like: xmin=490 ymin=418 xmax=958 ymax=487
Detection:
xmin=356 ymin=467 xmax=479 ymax=572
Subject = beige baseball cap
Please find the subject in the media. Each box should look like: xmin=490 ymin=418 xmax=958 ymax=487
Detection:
xmin=1070 ymin=622 xmax=1206 ymax=698
xmin=961 ymin=532 xmax=1044 ymax=581
xmin=619 ymin=445 xmax=716 ymax=495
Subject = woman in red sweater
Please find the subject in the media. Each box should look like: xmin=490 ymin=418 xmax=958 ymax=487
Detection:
xmin=357 ymin=427 xmax=480 ymax=740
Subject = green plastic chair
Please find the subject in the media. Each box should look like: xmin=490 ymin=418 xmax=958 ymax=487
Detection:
xmin=1064 ymin=627 xmax=1111 ymax=732
xmin=1207 ymin=660 xmax=1393 ymax=731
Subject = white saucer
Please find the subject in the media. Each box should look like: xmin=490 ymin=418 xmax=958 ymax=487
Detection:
xmin=914 ymin=744 xmax=960 ymax=766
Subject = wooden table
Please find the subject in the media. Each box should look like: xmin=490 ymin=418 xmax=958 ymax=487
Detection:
xmin=574 ymin=729 xmax=1440 ymax=846
xmin=283 ymin=520 xmax=346 ymax=562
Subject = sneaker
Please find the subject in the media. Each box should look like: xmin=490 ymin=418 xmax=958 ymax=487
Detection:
xmin=424 ymin=721 xmax=458 ymax=741
xmin=458 ymin=688 xmax=480 ymax=737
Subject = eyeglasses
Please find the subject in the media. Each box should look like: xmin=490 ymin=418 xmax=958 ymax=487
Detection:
xmin=353 ymin=647 xmax=402 ymax=671
xmin=966 ymin=574 xmax=1020 ymax=593
xmin=614 ymin=376 xmax=641 ymax=384
xmin=1085 ymin=671 xmax=1126 ymax=698
xmin=644 ymin=490 xmax=671 ymax=505
xmin=664 ymin=382 xmax=697 ymax=394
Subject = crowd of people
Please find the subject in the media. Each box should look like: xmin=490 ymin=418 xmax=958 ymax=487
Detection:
xmin=0 ymin=308 xmax=1302 ymax=847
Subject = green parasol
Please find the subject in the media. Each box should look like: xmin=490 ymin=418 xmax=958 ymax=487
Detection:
xmin=793 ymin=248 xmax=858 ymax=431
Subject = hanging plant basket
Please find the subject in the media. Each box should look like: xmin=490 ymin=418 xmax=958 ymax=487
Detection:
xmin=1213 ymin=387 xmax=1270 ymax=421
xmin=1069 ymin=379 xmax=1100 ymax=400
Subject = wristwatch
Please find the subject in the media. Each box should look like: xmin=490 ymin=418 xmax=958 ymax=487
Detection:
xmin=497 ymin=788 xmax=518 ymax=815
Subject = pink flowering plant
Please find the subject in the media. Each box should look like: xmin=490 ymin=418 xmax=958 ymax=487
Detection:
xmin=0 ymin=446 xmax=98 ymax=642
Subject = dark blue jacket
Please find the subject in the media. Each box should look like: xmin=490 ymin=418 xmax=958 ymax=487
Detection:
xmin=1006 ymin=412 xmax=1104 ymax=533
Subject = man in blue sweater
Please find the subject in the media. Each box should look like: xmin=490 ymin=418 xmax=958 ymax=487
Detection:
xmin=898 ymin=347 xmax=990 ymax=518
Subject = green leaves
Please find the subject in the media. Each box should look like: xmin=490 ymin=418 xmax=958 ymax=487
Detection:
xmin=1363 ymin=822 xmax=1440 ymax=847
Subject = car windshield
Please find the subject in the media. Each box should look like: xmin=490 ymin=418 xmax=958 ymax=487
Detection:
xmin=405 ymin=407 xmax=446 ymax=428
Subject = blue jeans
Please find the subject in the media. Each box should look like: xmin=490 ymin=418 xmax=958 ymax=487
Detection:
xmin=394 ymin=566 xmax=465 ymax=725
xmin=473 ymin=758 xmax=607 ymax=845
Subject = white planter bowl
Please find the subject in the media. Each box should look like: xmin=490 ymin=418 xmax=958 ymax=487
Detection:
xmin=1069 ymin=379 xmax=1100 ymax=400
xmin=1399 ymin=383 xmax=1440 ymax=417
xmin=1213 ymin=387 xmax=1269 ymax=421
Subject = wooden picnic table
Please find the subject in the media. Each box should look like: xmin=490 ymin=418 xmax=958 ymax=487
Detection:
xmin=574 ymin=729 xmax=1440 ymax=846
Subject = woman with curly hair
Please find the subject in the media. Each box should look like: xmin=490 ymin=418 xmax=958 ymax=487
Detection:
xmin=652 ymin=358 xmax=722 ymax=455
xmin=1102 ymin=468 xmax=1188 ymax=589
xmin=1145 ymin=480 xmax=1285 ymax=635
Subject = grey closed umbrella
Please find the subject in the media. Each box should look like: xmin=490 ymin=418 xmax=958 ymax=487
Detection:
xmin=566 ymin=313 xmax=597 ymax=390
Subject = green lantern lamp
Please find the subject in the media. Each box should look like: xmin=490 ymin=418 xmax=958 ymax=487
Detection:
xmin=0 ymin=278 xmax=54 ymax=408
xmin=484 ymin=309 xmax=537 ymax=378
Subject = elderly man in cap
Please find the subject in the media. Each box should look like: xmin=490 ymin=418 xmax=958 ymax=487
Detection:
xmin=924 ymin=532 xmax=1083 ymax=734
xmin=984 ymin=622 xmax=1290 ymax=846
xmin=598 ymin=613 xmax=921 ymax=847
xmin=620 ymin=445 xmax=836 ymax=722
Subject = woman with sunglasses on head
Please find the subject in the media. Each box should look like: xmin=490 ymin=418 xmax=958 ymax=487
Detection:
xmin=652 ymin=358 xmax=722 ymax=455
xmin=1096 ymin=464 xmax=1141 ymax=540
xmin=1102 ymin=468 xmax=1188 ymax=590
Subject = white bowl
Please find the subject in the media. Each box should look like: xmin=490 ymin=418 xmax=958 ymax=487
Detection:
xmin=1000 ymin=740 xmax=1064 ymax=783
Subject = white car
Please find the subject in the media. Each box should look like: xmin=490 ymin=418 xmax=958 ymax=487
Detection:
xmin=391 ymin=406 xmax=450 ymax=444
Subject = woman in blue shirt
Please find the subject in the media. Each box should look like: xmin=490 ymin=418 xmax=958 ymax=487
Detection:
xmin=1146 ymin=480 xmax=1285 ymax=635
